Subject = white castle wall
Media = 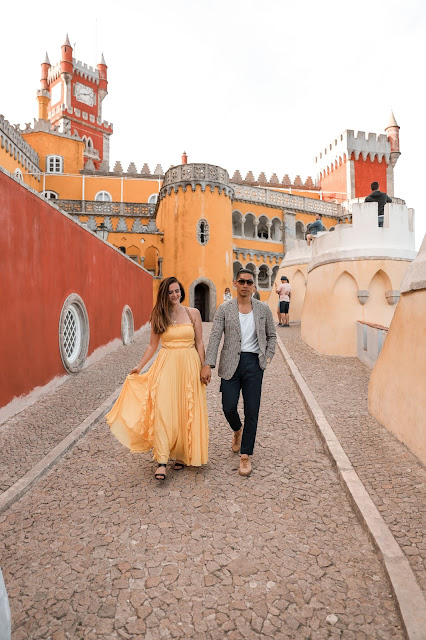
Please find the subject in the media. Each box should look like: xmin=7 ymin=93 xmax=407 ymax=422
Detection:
xmin=309 ymin=202 xmax=416 ymax=271
xmin=301 ymin=203 xmax=416 ymax=356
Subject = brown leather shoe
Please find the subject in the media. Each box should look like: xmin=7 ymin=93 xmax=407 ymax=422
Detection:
xmin=231 ymin=428 xmax=242 ymax=453
xmin=239 ymin=454 xmax=252 ymax=476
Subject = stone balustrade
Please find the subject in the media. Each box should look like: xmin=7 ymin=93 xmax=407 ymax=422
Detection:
xmin=56 ymin=200 xmax=156 ymax=217
xmin=231 ymin=184 xmax=342 ymax=217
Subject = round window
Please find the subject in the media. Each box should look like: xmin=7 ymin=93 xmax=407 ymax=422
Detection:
xmin=121 ymin=306 xmax=134 ymax=345
xmin=59 ymin=294 xmax=89 ymax=373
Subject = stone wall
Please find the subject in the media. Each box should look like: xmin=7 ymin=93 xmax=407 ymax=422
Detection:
xmin=368 ymin=235 xmax=426 ymax=465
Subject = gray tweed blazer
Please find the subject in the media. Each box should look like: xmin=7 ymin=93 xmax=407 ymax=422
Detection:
xmin=204 ymin=298 xmax=277 ymax=380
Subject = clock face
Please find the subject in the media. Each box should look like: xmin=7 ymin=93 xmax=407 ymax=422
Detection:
xmin=75 ymin=82 xmax=95 ymax=107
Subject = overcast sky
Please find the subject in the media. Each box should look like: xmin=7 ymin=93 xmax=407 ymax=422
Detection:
xmin=2 ymin=0 xmax=425 ymax=247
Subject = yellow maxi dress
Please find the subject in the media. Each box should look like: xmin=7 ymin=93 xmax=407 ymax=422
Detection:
xmin=106 ymin=323 xmax=209 ymax=466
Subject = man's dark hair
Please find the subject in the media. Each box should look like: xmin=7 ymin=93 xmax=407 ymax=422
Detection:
xmin=371 ymin=181 xmax=379 ymax=191
xmin=236 ymin=268 xmax=254 ymax=279
xmin=318 ymin=213 xmax=322 ymax=218
xmin=280 ymin=276 xmax=289 ymax=282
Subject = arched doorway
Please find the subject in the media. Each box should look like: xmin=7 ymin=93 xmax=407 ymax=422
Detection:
xmin=194 ymin=283 xmax=210 ymax=321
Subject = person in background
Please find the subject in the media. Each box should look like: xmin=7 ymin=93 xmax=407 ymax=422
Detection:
xmin=275 ymin=276 xmax=291 ymax=327
xmin=224 ymin=287 xmax=233 ymax=301
xmin=306 ymin=213 xmax=326 ymax=246
xmin=365 ymin=181 xmax=392 ymax=227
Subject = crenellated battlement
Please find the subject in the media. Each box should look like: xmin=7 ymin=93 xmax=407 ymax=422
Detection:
xmin=47 ymin=59 xmax=100 ymax=85
xmin=315 ymin=129 xmax=392 ymax=177
xmin=0 ymin=115 xmax=41 ymax=179
xmin=308 ymin=202 xmax=416 ymax=272
xmin=231 ymin=169 xmax=316 ymax=191
xmin=73 ymin=59 xmax=99 ymax=83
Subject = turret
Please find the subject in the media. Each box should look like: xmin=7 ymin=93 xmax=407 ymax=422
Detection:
xmin=37 ymin=52 xmax=51 ymax=120
xmin=40 ymin=52 xmax=50 ymax=91
xmin=60 ymin=34 xmax=73 ymax=76
xmin=181 ymin=151 xmax=188 ymax=164
xmin=60 ymin=34 xmax=73 ymax=110
xmin=97 ymin=53 xmax=108 ymax=120
xmin=385 ymin=111 xmax=401 ymax=168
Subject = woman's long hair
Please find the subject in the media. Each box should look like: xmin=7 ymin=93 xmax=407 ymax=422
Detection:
xmin=151 ymin=276 xmax=186 ymax=334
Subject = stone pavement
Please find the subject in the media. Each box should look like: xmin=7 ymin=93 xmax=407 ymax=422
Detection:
xmin=280 ymin=324 xmax=426 ymax=598
xmin=0 ymin=329 xmax=151 ymax=493
xmin=0 ymin=324 xmax=409 ymax=639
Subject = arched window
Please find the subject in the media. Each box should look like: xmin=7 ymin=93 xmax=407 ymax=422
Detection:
xmin=148 ymin=193 xmax=159 ymax=204
xmin=296 ymin=220 xmax=305 ymax=240
xmin=197 ymin=219 xmax=210 ymax=245
xmin=244 ymin=214 xmax=256 ymax=239
xmin=258 ymin=265 xmax=270 ymax=288
xmin=233 ymin=261 xmax=243 ymax=281
xmin=257 ymin=216 xmax=269 ymax=240
xmin=232 ymin=211 xmax=243 ymax=236
xmin=95 ymin=191 xmax=112 ymax=202
xmin=270 ymin=218 xmax=282 ymax=242
xmin=42 ymin=190 xmax=58 ymax=200
xmin=46 ymin=155 xmax=64 ymax=173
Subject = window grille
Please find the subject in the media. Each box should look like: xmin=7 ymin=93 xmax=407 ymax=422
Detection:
xmin=63 ymin=306 xmax=81 ymax=363
xmin=59 ymin=294 xmax=89 ymax=373
xmin=197 ymin=218 xmax=210 ymax=245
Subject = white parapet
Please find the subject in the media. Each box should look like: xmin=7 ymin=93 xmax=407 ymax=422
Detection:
xmin=308 ymin=203 xmax=416 ymax=272
xmin=281 ymin=240 xmax=312 ymax=267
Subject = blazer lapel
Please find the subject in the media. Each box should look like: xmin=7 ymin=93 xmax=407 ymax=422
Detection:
xmin=230 ymin=298 xmax=241 ymax=338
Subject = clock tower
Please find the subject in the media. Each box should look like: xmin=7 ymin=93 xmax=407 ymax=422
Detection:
xmin=39 ymin=35 xmax=113 ymax=170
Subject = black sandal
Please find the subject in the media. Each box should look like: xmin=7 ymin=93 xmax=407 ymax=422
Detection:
xmin=155 ymin=464 xmax=167 ymax=481
xmin=173 ymin=461 xmax=185 ymax=471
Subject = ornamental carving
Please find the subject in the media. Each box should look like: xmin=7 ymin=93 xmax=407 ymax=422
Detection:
xmin=160 ymin=163 xmax=234 ymax=201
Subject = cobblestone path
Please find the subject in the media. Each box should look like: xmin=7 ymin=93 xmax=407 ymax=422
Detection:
xmin=280 ymin=324 xmax=426 ymax=598
xmin=0 ymin=329 xmax=151 ymax=493
xmin=0 ymin=325 xmax=405 ymax=639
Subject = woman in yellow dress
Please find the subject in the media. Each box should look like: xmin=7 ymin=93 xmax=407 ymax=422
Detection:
xmin=106 ymin=276 xmax=209 ymax=480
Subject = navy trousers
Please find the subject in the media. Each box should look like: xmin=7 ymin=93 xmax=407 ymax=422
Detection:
xmin=220 ymin=352 xmax=264 ymax=455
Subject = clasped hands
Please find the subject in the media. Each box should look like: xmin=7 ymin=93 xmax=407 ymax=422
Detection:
xmin=200 ymin=365 xmax=211 ymax=385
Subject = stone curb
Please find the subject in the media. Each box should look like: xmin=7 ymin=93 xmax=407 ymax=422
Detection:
xmin=0 ymin=389 xmax=120 ymax=515
xmin=277 ymin=335 xmax=426 ymax=640
xmin=0 ymin=352 xmax=157 ymax=516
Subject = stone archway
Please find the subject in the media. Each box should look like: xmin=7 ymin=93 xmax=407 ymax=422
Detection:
xmin=189 ymin=278 xmax=217 ymax=321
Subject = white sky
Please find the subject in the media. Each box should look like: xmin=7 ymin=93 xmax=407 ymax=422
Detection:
xmin=2 ymin=0 xmax=425 ymax=247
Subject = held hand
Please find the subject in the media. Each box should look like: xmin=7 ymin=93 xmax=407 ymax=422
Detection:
xmin=200 ymin=365 xmax=211 ymax=385
xmin=130 ymin=365 xmax=142 ymax=375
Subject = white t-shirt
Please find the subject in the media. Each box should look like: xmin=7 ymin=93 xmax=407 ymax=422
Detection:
xmin=239 ymin=311 xmax=260 ymax=354
xmin=277 ymin=283 xmax=291 ymax=302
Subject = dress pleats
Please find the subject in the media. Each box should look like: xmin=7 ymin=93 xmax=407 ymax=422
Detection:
xmin=106 ymin=323 xmax=209 ymax=466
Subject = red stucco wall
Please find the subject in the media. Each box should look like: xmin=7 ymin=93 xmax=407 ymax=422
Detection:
xmin=319 ymin=161 xmax=348 ymax=203
xmin=354 ymin=156 xmax=387 ymax=197
xmin=0 ymin=170 xmax=153 ymax=407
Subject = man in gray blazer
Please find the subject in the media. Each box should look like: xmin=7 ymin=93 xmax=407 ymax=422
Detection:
xmin=201 ymin=269 xmax=276 ymax=476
